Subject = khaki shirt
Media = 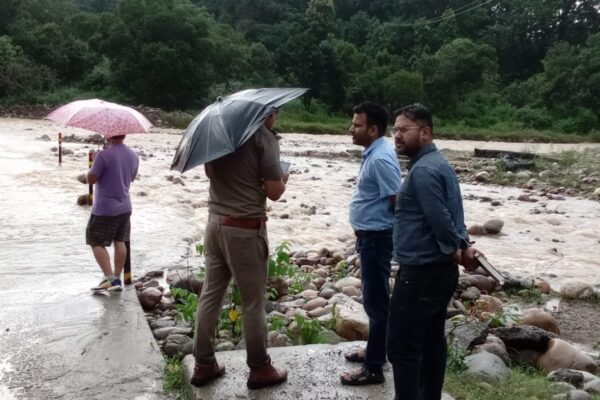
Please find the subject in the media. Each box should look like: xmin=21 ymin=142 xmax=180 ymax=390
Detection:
xmin=206 ymin=125 xmax=282 ymax=218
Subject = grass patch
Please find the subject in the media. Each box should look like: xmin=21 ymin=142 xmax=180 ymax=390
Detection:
xmin=163 ymin=357 xmax=188 ymax=400
xmin=445 ymin=367 xmax=600 ymax=400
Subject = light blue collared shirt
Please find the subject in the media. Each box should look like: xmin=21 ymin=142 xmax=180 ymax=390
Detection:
xmin=349 ymin=137 xmax=402 ymax=231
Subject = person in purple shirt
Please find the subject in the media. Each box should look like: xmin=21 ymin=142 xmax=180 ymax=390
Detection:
xmin=86 ymin=135 xmax=139 ymax=291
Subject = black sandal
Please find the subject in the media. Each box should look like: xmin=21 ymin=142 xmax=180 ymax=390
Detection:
xmin=340 ymin=367 xmax=385 ymax=386
xmin=344 ymin=348 xmax=366 ymax=363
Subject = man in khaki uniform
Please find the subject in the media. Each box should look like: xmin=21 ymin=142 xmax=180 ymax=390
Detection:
xmin=191 ymin=110 xmax=288 ymax=389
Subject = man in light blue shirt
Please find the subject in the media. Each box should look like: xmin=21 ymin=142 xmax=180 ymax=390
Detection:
xmin=341 ymin=102 xmax=402 ymax=386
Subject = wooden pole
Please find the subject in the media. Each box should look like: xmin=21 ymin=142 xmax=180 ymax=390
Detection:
xmin=58 ymin=132 xmax=62 ymax=165
xmin=124 ymin=240 xmax=132 ymax=285
xmin=88 ymin=150 xmax=94 ymax=206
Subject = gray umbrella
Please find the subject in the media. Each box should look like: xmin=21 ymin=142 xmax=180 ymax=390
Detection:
xmin=170 ymin=87 xmax=308 ymax=173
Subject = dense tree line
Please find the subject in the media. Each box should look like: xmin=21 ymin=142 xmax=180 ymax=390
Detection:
xmin=1 ymin=0 xmax=599 ymax=133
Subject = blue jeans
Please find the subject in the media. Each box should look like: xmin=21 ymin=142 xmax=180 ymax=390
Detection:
xmin=355 ymin=229 xmax=393 ymax=373
xmin=387 ymin=262 xmax=458 ymax=400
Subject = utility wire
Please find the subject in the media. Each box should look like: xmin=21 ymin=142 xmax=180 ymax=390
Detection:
xmin=394 ymin=0 xmax=495 ymax=28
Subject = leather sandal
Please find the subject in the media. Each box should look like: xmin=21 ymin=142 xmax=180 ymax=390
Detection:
xmin=344 ymin=348 xmax=366 ymax=363
xmin=190 ymin=361 xmax=225 ymax=386
xmin=340 ymin=367 xmax=385 ymax=386
xmin=247 ymin=358 xmax=288 ymax=389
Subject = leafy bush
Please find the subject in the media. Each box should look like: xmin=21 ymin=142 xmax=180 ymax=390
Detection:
xmin=170 ymin=287 xmax=199 ymax=327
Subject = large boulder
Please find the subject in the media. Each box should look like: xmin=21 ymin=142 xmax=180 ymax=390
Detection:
xmin=537 ymin=339 xmax=599 ymax=373
xmin=332 ymin=295 xmax=369 ymax=341
xmin=491 ymin=325 xmax=559 ymax=352
xmin=548 ymin=369 xmax=585 ymax=389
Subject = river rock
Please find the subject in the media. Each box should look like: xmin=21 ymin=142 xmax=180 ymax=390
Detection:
xmin=76 ymin=173 xmax=87 ymax=184
xmin=464 ymin=351 xmax=509 ymax=383
xmin=473 ymin=334 xmax=510 ymax=365
xmin=76 ymin=194 xmax=91 ymax=206
xmin=583 ymin=379 xmax=600 ymax=394
xmin=520 ymin=308 xmax=560 ymax=334
xmin=537 ymin=339 xmax=599 ymax=373
xmin=475 ymin=295 xmax=503 ymax=313
xmin=342 ymin=286 xmax=360 ymax=297
xmin=516 ymin=171 xmax=532 ymax=179
xmin=534 ymin=279 xmax=551 ymax=294
xmin=169 ymin=270 xmax=202 ymax=294
xmin=319 ymin=288 xmax=336 ymax=299
xmin=548 ymin=369 xmax=585 ymax=389
xmin=268 ymin=276 xmax=289 ymax=298
xmin=491 ymin=325 xmax=559 ymax=352
xmin=560 ymin=282 xmax=595 ymax=300
xmin=334 ymin=276 xmax=362 ymax=290
xmin=302 ymin=297 xmax=328 ymax=311
xmin=267 ymin=331 xmax=293 ymax=348
xmin=594 ymin=188 xmax=600 ymax=197
xmin=332 ymin=295 xmax=369 ymax=341
xmin=446 ymin=318 xmax=488 ymax=352
xmin=139 ymin=287 xmax=163 ymax=310
xmin=163 ymin=334 xmax=193 ymax=356
xmin=553 ymin=390 xmax=592 ymax=400
xmin=475 ymin=171 xmax=491 ymax=182
xmin=307 ymin=307 xmax=330 ymax=318
xmin=153 ymin=326 xmax=192 ymax=340
xmin=468 ymin=224 xmax=487 ymax=236
xmin=298 ymin=289 xmax=319 ymax=299
xmin=483 ymin=219 xmax=504 ymax=234
xmin=460 ymin=286 xmax=481 ymax=301
xmin=461 ymin=274 xmax=497 ymax=293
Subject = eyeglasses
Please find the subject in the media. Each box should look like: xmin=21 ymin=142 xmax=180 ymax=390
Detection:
xmin=391 ymin=126 xmax=422 ymax=134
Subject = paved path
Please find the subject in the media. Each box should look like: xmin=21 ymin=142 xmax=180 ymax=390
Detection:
xmin=183 ymin=342 xmax=456 ymax=400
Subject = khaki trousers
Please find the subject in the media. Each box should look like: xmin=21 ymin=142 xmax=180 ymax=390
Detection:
xmin=193 ymin=220 xmax=269 ymax=367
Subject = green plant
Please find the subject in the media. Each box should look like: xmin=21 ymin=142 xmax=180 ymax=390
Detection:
xmin=291 ymin=314 xmax=326 ymax=345
xmin=171 ymin=288 xmax=199 ymax=328
xmin=195 ymin=243 xmax=205 ymax=256
xmin=288 ymin=272 xmax=312 ymax=294
xmin=485 ymin=304 xmax=521 ymax=328
xmin=268 ymin=316 xmax=287 ymax=332
xmin=446 ymin=344 xmax=468 ymax=373
xmin=333 ymin=261 xmax=349 ymax=281
xmin=268 ymin=242 xmax=294 ymax=277
xmin=217 ymin=283 xmax=243 ymax=341
xmin=163 ymin=357 xmax=186 ymax=400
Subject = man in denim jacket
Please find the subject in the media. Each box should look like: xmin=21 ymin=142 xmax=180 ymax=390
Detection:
xmin=388 ymin=104 xmax=481 ymax=400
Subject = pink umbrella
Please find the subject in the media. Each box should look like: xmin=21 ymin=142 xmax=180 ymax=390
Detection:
xmin=46 ymin=99 xmax=152 ymax=138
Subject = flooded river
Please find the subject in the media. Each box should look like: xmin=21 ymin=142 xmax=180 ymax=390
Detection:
xmin=1 ymin=118 xmax=600 ymax=397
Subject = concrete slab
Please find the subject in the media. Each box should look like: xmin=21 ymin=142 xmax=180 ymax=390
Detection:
xmin=183 ymin=342 xmax=388 ymax=400
xmin=0 ymin=287 xmax=165 ymax=400
xmin=183 ymin=342 xmax=454 ymax=400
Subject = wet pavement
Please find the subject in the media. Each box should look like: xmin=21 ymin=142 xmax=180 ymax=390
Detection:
xmin=182 ymin=342 xmax=454 ymax=400
xmin=0 ymin=125 xmax=165 ymax=399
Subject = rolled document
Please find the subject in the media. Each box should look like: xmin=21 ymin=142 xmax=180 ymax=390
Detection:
xmin=475 ymin=253 xmax=505 ymax=286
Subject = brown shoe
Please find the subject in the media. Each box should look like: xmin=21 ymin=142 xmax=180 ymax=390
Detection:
xmin=247 ymin=359 xmax=287 ymax=389
xmin=190 ymin=361 xmax=225 ymax=387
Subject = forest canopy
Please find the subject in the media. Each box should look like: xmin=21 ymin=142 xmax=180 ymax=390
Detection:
xmin=1 ymin=0 xmax=599 ymax=134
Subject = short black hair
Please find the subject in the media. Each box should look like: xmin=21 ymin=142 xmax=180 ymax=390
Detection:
xmin=393 ymin=104 xmax=433 ymax=133
xmin=352 ymin=101 xmax=388 ymax=137
xmin=110 ymin=135 xmax=126 ymax=140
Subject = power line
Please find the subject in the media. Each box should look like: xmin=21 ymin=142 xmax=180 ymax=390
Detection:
xmin=395 ymin=0 xmax=495 ymax=28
